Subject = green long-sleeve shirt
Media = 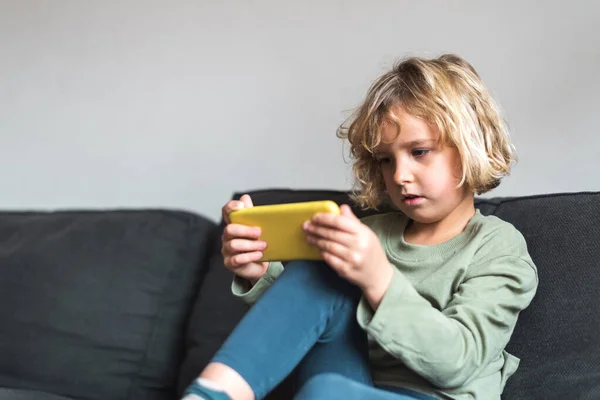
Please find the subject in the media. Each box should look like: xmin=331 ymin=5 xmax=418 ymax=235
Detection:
xmin=232 ymin=210 xmax=538 ymax=400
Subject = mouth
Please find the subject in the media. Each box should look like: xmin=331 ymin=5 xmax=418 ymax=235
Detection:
xmin=401 ymin=194 xmax=424 ymax=205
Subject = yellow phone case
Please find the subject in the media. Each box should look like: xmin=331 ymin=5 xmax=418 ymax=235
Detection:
xmin=229 ymin=200 xmax=341 ymax=262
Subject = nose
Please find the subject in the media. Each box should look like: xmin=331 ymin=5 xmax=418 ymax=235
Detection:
xmin=393 ymin=158 xmax=413 ymax=185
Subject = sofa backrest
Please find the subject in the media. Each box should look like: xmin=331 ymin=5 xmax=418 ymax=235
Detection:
xmin=0 ymin=209 xmax=217 ymax=400
xmin=476 ymin=192 xmax=600 ymax=399
xmin=184 ymin=189 xmax=600 ymax=400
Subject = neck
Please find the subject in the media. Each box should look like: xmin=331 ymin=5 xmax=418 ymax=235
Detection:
xmin=405 ymin=195 xmax=476 ymax=245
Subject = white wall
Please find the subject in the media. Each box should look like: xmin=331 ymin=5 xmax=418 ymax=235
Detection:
xmin=1 ymin=0 xmax=599 ymax=221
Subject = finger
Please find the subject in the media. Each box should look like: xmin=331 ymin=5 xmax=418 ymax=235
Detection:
xmin=227 ymin=251 xmax=264 ymax=267
xmin=222 ymin=200 xmax=246 ymax=224
xmin=222 ymin=223 xmax=262 ymax=241
xmin=320 ymin=251 xmax=350 ymax=276
xmin=223 ymin=238 xmax=267 ymax=255
xmin=311 ymin=212 xmax=361 ymax=234
xmin=340 ymin=204 xmax=359 ymax=220
xmin=306 ymin=235 xmax=350 ymax=259
xmin=303 ymin=221 xmax=354 ymax=246
xmin=240 ymin=194 xmax=254 ymax=208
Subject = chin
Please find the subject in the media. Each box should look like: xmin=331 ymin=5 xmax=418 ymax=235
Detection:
xmin=408 ymin=214 xmax=440 ymax=224
xmin=397 ymin=207 xmax=441 ymax=224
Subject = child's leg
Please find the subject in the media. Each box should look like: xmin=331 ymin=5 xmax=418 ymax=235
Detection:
xmin=293 ymin=299 xmax=372 ymax=389
xmin=295 ymin=373 xmax=438 ymax=400
xmin=195 ymin=260 xmax=371 ymax=400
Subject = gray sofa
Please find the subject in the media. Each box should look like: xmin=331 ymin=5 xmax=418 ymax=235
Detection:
xmin=1 ymin=189 xmax=599 ymax=400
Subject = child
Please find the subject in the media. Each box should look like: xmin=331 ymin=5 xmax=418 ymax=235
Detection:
xmin=184 ymin=54 xmax=538 ymax=400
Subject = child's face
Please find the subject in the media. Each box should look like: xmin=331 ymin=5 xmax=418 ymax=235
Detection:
xmin=374 ymin=107 xmax=473 ymax=225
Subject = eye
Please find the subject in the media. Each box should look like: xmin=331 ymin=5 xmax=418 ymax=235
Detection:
xmin=375 ymin=156 xmax=392 ymax=165
xmin=412 ymin=148 xmax=430 ymax=158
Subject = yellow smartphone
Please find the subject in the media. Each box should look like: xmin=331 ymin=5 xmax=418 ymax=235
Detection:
xmin=228 ymin=200 xmax=341 ymax=262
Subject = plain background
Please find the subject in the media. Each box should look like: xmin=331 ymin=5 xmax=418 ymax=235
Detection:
xmin=1 ymin=0 xmax=599 ymax=221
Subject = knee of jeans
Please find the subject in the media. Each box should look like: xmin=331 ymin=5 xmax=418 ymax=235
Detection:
xmin=295 ymin=373 xmax=351 ymax=399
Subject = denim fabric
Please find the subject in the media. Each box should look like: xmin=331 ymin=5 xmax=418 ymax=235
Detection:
xmin=296 ymin=375 xmax=438 ymax=400
xmin=210 ymin=261 xmax=436 ymax=400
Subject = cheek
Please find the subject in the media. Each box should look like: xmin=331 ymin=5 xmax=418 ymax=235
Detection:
xmin=381 ymin=167 xmax=396 ymax=188
xmin=448 ymin=149 xmax=464 ymax=181
xmin=380 ymin=173 xmax=393 ymax=192
xmin=424 ymin=162 xmax=460 ymax=193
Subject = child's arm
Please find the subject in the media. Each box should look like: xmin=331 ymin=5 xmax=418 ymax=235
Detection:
xmin=305 ymin=207 xmax=538 ymax=388
xmin=357 ymin=247 xmax=538 ymax=389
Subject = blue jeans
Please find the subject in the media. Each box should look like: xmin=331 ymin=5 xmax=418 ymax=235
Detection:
xmin=211 ymin=261 xmax=437 ymax=400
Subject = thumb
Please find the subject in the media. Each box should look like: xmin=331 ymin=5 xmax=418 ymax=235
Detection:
xmin=240 ymin=194 xmax=254 ymax=209
xmin=340 ymin=204 xmax=358 ymax=220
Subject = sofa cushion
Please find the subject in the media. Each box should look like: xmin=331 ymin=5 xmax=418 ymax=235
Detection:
xmin=0 ymin=209 xmax=217 ymax=400
xmin=0 ymin=388 xmax=75 ymax=400
xmin=478 ymin=192 xmax=600 ymax=400
xmin=178 ymin=238 xmax=249 ymax=392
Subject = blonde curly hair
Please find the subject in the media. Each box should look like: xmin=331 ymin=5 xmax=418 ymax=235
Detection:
xmin=337 ymin=54 xmax=516 ymax=209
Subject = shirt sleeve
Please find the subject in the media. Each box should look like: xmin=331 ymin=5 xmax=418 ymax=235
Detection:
xmin=231 ymin=261 xmax=284 ymax=305
xmin=356 ymin=256 xmax=538 ymax=389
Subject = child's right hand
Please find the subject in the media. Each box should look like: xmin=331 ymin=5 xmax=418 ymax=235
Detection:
xmin=221 ymin=194 xmax=269 ymax=285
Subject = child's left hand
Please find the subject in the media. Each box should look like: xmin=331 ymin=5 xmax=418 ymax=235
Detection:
xmin=302 ymin=204 xmax=394 ymax=305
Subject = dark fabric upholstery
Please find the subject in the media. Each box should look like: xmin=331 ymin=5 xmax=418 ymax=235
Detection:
xmin=184 ymin=189 xmax=600 ymax=400
xmin=177 ymin=238 xmax=248 ymax=393
xmin=0 ymin=210 xmax=216 ymax=400
xmin=0 ymin=388 xmax=75 ymax=400
xmin=489 ymin=193 xmax=600 ymax=400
